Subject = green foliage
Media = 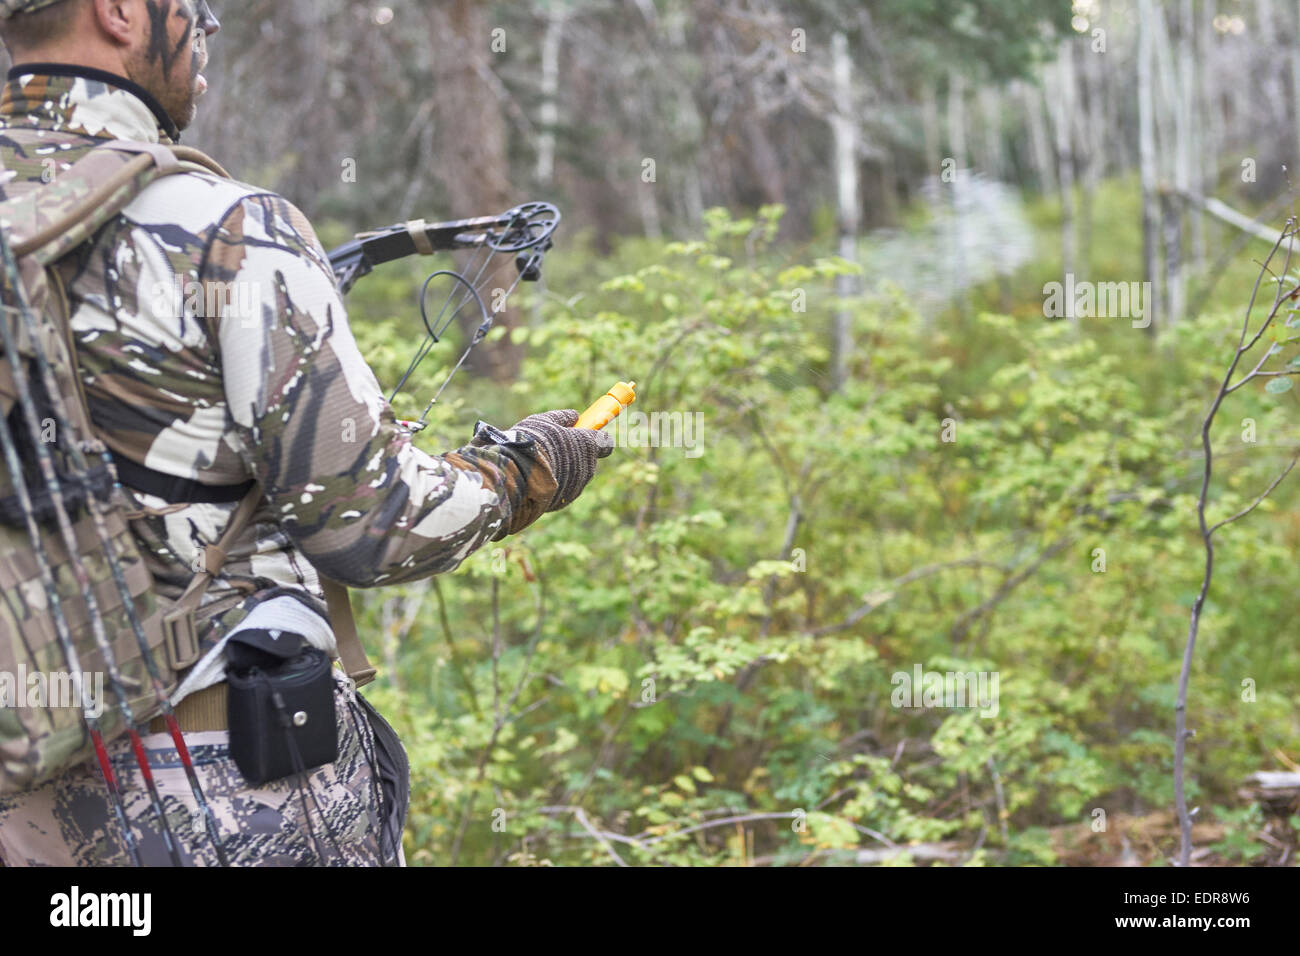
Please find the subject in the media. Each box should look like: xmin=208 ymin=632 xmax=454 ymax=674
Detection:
xmin=1209 ymin=804 xmax=1267 ymax=863
xmin=340 ymin=207 xmax=1300 ymax=866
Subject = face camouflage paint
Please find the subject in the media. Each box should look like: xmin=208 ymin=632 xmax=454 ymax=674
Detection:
xmin=137 ymin=0 xmax=212 ymax=131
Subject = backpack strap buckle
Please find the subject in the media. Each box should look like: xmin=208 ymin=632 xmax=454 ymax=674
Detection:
xmin=163 ymin=605 xmax=202 ymax=671
xmin=159 ymin=486 xmax=264 ymax=674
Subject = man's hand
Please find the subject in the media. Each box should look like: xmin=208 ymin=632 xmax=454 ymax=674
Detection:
xmin=471 ymin=409 xmax=614 ymax=537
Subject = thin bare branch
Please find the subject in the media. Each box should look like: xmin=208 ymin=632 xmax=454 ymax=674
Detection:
xmin=1208 ymin=445 xmax=1300 ymax=535
xmin=1177 ymin=217 xmax=1300 ymax=867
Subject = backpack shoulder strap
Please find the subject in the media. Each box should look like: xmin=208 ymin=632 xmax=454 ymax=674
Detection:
xmin=103 ymin=141 xmax=232 ymax=179
xmin=170 ymin=144 xmax=232 ymax=179
xmin=160 ymin=482 xmax=263 ymax=671
xmin=0 ymin=139 xmax=230 ymax=264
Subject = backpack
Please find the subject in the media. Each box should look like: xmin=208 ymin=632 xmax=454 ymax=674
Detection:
xmin=0 ymin=141 xmax=262 ymax=793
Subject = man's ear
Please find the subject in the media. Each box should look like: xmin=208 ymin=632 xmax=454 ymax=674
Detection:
xmin=90 ymin=0 xmax=138 ymax=48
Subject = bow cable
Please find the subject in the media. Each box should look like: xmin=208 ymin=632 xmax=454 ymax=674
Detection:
xmin=328 ymin=202 xmax=559 ymax=430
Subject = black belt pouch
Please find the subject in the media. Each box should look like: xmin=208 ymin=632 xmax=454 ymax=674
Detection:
xmin=225 ymin=629 xmax=337 ymax=785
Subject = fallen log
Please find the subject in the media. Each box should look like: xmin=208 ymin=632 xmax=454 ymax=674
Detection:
xmin=1238 ymin=771 xmax=1300 ymax=813
xmin=1166 ymin=186 xmax=1294 ymax=248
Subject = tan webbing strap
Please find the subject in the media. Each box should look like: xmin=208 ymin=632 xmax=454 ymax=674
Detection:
xmin=98 ymin=140 xmax=231 ymax=179
xmin=0 ymin=360 xmax=14 ymax=418
xmin=94 ymin=140 xmax=181 ymax=173
xmin=169 ymin=145 xmax=233 ymax=180
xmin=405 ymin=219 xmax=436 ymax=256
xmin=11 ymin=150 xmax=155 ymax=258
xmin=161 ymin=483 xmax=263 ymax=671
xmin=322 ymin=578 xmax=376 ymax=687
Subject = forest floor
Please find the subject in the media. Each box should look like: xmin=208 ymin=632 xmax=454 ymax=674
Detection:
xmin=1052 ymin=812 xmax=1250 ymax=866
xmin=859 ymin=809 xmax=1298 ymax=866
xmin=1042 ymin=798 xmax=1300 ymax=866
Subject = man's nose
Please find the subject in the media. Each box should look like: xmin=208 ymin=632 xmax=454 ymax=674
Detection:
xmin=197 ymin=1 xmax=220 ymax=36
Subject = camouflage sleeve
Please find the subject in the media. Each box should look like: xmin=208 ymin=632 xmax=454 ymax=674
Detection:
xmin=202 ymin=193 xmax=556 ymax=588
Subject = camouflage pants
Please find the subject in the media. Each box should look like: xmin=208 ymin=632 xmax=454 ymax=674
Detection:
xmin=0 ymin=676 xmax=406 ymax=867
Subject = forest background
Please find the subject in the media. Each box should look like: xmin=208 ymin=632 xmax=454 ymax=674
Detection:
xmin=20 ymin=0 xmax=1300 ymax=866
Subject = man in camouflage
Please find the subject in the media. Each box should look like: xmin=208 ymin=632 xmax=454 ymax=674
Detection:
xmin=0 ymin=0 xmax=612 ymax=865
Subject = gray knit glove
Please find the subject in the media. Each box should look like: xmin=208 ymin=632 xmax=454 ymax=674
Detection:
xmin=469 ymin=409 xmax=614 ymax=537
xmin=511 ymin=409 xmax=614 ymax=510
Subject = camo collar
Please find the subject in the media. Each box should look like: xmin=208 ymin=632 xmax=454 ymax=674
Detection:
xmin=0 ymin=64 xmax=180 ymax=144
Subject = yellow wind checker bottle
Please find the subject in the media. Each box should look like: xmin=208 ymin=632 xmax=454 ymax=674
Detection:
xmin=576 ymin=381 xmax=636 ymax=430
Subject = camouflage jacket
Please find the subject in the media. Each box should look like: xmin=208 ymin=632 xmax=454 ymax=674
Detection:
xmin=0 ymin=68 xmax=556 ymax=689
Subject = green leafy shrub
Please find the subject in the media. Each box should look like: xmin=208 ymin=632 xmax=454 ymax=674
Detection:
xmin=337 ymin=207 xmax=1300 ymax=866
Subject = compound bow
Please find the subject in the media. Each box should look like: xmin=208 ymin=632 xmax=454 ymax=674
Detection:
xmin=327 ymin=201 xmax=561 ymax=429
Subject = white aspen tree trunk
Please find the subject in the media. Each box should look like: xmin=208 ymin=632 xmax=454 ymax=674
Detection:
xmin=665 ymin=6 xmax=706 ymax=231
xmin=1105 ymin=29 xmax=1133 ymax=172
xmin=979 ymin=84 xmax=1004 ymax=180
xmin=1150 ymin=4 xmax=1179 ymax=158
xmin=1261 ymin=0 xmax=1277 ymax=34
xmin=1152 ymin=0 xmax=1184 ymax=326
xmin=1070 ymin=63 xmax=1093 ymax=179
xmin=535 ymin=7 xmax=565 ymax=185
xmin=1180 ymin=0 xmax=1204 ymax=271
xmin=1138 ymin=0 xmax=1163 ymax=332
xmin=683 ymin=166 xmax=706 ymax=231
xmin=531 ymin=7 xmax=564 ymax=326
xmin=830 ymin=31 xmax=860 ymax=391
xmin=1052 ymin=36 xmax=1078 ymax=326
xmin=921 ymin=80 xmax=942 ymax=177
xmin=636 ymin=180 xmax=663 ymax=240
xmin=947 ymin=67 xmax=968 ymax=170
xmin=879 ymin=148 xmax=900 ymax=226
xmin=1021 ymin=79 xmax=1057 ymax=193
xmin=947 ymin=67 xmax=970 ymax=320
xmin=1197 ymin=0 xmax=1221 ymax=261
xmin=1256 ymin=0 xmax=1287 ymax=165
xmin=1261 ymin=0 xmax=1279 ymax=129
xmin=1292 ymin=1 xmax=1300 ymax=167
xmin=1081 ymin=37 xmax=1105 ymax=278
xmin=1200 ymin=0 xmax=1221 ymax=192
